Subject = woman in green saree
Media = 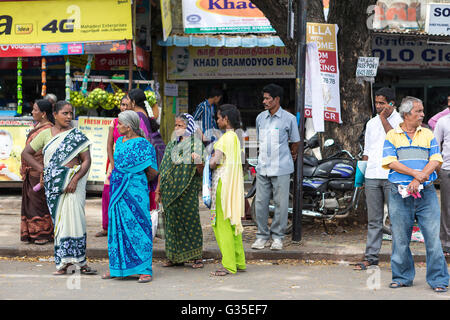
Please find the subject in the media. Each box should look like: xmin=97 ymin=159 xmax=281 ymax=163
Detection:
xmin=155 ymin=113 xmax=205 ymax=268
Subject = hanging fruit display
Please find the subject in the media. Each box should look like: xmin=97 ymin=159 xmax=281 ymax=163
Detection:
xmin=17 ymin=57 xmax=23 ymax=115
xmin=41 ymin=57 xmax=47 ymax=97
xmin=145 ymin=90 xmax=157 ymax=106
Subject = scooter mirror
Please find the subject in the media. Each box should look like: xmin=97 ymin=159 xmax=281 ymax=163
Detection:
xmin=324 ymin=139 xmax=335 ymax=147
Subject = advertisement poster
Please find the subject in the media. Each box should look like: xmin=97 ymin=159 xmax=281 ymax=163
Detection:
xmin=306 ymin=23 xmax=341 ymax=123
xmin=167 ymin=46 xmax=295 ymax=80
xmin=160 ymin=0 xmax=173 ymax=41
xmin=0 ymin=0 xmax=133 ymax=45
xmin=77 ymin=117 xmax=113 ymax=182
xmin=0 ymin=120 xmax=34 ymax=182
xmin=372 ymin=0 xmax=425 ymax=31
xmin=182 ymin=0 xmax=275 ymax=33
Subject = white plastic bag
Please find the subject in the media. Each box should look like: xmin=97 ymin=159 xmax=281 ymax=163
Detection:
xmin=202 ymin=155 xmax=212 ymax=209
xmin=151 ymin=209 xmax=159 ymax=240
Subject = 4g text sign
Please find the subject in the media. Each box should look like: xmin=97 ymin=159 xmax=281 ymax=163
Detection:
xmin=0 ymin=0 xmax=133 ymax=45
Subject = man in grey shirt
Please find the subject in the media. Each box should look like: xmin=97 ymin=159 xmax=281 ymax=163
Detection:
xmin=252 ymin=84 xmax=300 ymax=251
xmin=434 ymin=105 xmax=450 ymax=257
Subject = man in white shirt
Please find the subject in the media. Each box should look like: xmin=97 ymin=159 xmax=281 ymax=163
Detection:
xmin=354 ymin=87 xmax=403 ymax=270
xmin=434 ymin=108 xmax=450 ymax=257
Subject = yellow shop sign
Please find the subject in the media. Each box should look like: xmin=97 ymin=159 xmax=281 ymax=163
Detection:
xmin=0 ymin=0 xmax=133 ymax=45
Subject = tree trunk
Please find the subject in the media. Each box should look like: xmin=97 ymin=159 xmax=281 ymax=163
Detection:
xmin=253 ymin=0 xmax=378 ymax=223
xmin=251 ymin=0 xmax=325 ymax=63
xmin=253 ymin=0 xmax=376 ymax=155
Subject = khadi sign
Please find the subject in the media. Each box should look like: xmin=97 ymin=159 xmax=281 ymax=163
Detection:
xmin=182 ymin=0 xmax=275 ymax=33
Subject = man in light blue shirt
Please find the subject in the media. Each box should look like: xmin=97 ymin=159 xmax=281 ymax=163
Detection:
xmin=252 ymin=84 xmax=300 ymax=251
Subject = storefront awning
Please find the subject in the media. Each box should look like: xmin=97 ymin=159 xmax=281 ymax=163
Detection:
xmin=158 ymin=35 xmax=285 ymax=47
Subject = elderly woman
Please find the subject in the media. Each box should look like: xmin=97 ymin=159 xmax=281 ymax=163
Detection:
xmin=155 ymin=113 xmax=204 ymax=269
xmin=103 ymin=110 xmax=158 ymax=283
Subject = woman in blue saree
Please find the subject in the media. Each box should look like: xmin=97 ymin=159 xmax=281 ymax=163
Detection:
xmin=103 ymin=110 xmax=158 ymax=283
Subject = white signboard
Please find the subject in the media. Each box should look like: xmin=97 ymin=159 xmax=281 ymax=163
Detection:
xmin=182 ymin=0 xmax=275 ymax=34
xmin=356 ymin=57 xmax=380 ymax=77
xmin=164 ymin=83 xmax=179 ymax=96
xmin=426 ymin=3 xmax=450 ymax=36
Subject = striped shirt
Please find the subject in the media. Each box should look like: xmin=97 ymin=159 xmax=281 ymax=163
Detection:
xmin=382 ymin=124 xmax=443 ymax=186
xmin=193 ymin=99 xmax=218 ymax=141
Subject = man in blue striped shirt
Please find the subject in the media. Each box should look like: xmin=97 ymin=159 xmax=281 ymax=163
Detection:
xmin=382 ymin=96 xmax=448 ymax=293
xmin=193 ymin=88 xmax=223 ymax=144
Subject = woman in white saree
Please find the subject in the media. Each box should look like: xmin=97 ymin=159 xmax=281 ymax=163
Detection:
xmin=22 ymin=101 xmax=97 ymax=275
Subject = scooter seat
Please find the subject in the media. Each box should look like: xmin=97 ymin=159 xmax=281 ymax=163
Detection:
xmin=304 ymin=155 xmax=319 ymax=167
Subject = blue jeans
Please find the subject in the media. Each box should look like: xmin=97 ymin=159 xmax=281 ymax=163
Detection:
xmin=389 ymin=183 xmax=449 ymax=288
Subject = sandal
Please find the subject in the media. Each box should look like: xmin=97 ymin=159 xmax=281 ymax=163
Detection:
xmin=433 ymin=286 xmax=448 ymax=293
xmin=80 ymin=266 xmax=97 ymax=275
xmin=101 ymin=272 xmax=112 ymax=280
xmin=162 ymin=261 xmax=184 ymax=267
xmin=211 ymin=268 xmax=231 ymax=276
xmin=192 ymin=259 xmax=204 ymax=269
xmin=95 ymin=230 xmax=108 ymax=237
xmin=389 ymin=282 xmax=409 ymax=289
xmin=53 ymin=264 xmax=72 ymax=276
xmin=34 ymin=239 xmax=49 ymax=245
xmin=138 ymin=275 xmax=152 ymax=283
xmin=353 ymin=260 xmax=377 ymax=271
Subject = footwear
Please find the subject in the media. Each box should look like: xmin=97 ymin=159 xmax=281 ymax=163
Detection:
xmin=192 ymin=259 xmax=204 ymax=269
xmin=162 ymin=260 xmax=184 ymax=267
xmin=389 ymin=282 xmax=409 ymax=289
xmin=95 ymin=230 xmax=107 ymax=237
xmin=433 ymin=286 xmax=448 ymax=293
xmin=138 ymin=275 xmax=152 ymax=283
xmin=251 ymin=238 xmax=269 ymax=250
xmin=34 ymin=239 xmax=49 ymax=245
xmin=353 ymin=260 xmax=378 ymax=271
xmin=80 ymin=266 xmax=97 ymax=275
xmin=53 ymin=264 xmax=72 ymax=276
xmin=211 ymin=268 xmax=231 ymax=276
xmin=101 ymin=272 xmax=112 ymax=280
xmin=270 ymin=239 xmax=283 ymax=251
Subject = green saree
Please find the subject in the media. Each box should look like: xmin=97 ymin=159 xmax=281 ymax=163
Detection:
xmin=160 ymin=136 xmax=204 ymax=263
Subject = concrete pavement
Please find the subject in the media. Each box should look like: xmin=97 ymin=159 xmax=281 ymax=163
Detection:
xmin=0 ymin=192 xmax=440 ymax=264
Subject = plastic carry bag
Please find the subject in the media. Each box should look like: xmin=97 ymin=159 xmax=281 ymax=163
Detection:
xmin=151 ymin=206 xmax=166 ymax=240
xmin=203 ymin=155 xmax=212 ymax=209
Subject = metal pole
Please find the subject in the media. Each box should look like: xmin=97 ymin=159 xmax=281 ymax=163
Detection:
xmin=292 ymin=0 xmax=307 ymax=242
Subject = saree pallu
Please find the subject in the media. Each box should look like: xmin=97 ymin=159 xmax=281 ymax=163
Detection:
xmin=21 ymin=123 xmax=54 ymax=242
xmin=108 ymin=136 xmax=157 ymax=277
xmin=42 ymin=128 xmax=91 ymax=270
xmin=160 ymin=137 xmax=203 ymax=263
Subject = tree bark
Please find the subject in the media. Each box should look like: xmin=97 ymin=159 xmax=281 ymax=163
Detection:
xmin=253 ymin=0 xmax=376 ymax=156
xmin=253 ymin=0 xmax=378 ymax=223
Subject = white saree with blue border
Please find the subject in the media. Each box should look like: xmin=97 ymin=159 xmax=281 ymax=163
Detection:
xmin=43 ymin=128 xmax=91 ymax=270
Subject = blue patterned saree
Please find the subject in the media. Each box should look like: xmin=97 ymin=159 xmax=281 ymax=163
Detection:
xmin=108 ymin=136 xmax=158 ymax=277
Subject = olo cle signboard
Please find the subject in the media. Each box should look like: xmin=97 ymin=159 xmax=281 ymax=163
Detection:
xmin=182 ymin=0 xmax=275 ymax=33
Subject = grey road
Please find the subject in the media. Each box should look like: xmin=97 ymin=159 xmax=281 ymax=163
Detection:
xmin=0 ymin=258 xmax=448 ymax=301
